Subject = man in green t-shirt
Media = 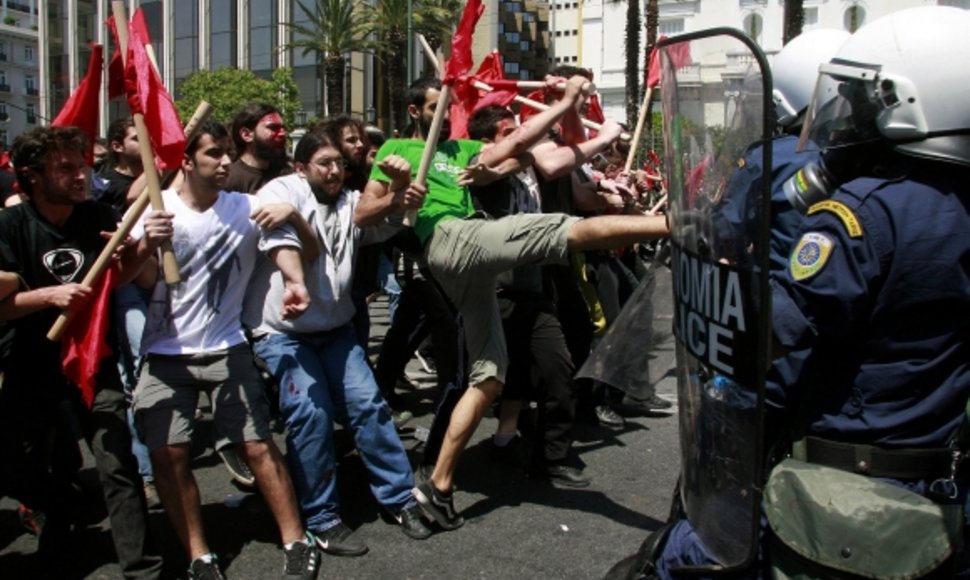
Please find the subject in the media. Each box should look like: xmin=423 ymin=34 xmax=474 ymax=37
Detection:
xmin=356 ymin=76 xmax=669 ymax=532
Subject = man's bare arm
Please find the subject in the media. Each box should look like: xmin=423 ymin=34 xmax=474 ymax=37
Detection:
xmin=531 ymin=120 xmax=624 ymax=181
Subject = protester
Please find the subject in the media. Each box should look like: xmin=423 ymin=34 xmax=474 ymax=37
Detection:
xmin=357 ymin=74 xmax=669 ymax=530
xmin=244 ymin=124 xmax=431 ymax=557
xmin=93 ymin=117 xmax=143 ymax=211
xmin=130 ymin=121 xmax=320 ymax=580
xmin=0 ymin=125 xmax=165 ymax=579
xmin=226 ymin=103 xmax=292 ymax=194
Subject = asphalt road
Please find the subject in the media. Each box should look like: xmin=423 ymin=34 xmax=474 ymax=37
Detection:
xmin=0 ymin=266 xmax=681 ymax=580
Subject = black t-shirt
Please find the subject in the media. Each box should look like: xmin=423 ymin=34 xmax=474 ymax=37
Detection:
xmin=0 ymin=201 xmax=120 ymax=385
xmin=225 ymin=158 xmax=293 ymax=194
xmin=0 ymin=170 xmax=17 ymax=206
xmin=92 ymin=167 xmax=137 ymax=211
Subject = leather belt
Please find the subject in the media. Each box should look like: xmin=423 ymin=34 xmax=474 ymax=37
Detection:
xmin=803 ymin=436 xmax=952 ymax=480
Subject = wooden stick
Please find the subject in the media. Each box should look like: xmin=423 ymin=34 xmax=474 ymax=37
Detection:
xmin=484 ymin=78 xmax=595 ymax=93
xmin=406 ymin=83 xmax=451 ymax=226
xmin=111 ymin=1 xmax=179 ymax=284
xmin=624 ymin=86 xmax=654 ymax=173
xmin=649 ymin=193 xmax=668 ymax=214
xmin=469 ymin=79 xmax=631 ymax=142
xmin=47 ymin=100 xmax=214 ymax=341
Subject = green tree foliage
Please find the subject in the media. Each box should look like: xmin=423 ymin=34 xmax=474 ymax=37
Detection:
xmin=175 ymin=68 xmax=301 ymax=129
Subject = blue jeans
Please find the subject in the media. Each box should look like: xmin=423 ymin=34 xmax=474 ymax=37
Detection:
xmin=114 ymin=283 xmax=153 ymax=483
xmin=253 ymin=325 xmax=416 ymax=531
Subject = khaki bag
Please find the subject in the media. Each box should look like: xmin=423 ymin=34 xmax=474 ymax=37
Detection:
xmin=764 ymin=458 xmax=962 ymax=579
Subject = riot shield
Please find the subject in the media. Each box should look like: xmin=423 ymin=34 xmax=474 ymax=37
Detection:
xmin=659 ymin=30 xmax=772 ymax=571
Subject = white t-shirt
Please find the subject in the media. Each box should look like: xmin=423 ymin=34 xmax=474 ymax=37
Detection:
xmin=243 ymin=173 xmax=401 ymax=335
xmin=135 ymin=188 xmax=262 ymax=355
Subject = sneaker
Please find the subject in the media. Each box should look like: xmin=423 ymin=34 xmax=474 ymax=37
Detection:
xmin=594 ymin=405 xmax=625 ymax=429
xmin=391 ymin=408 xmax=414 ymax=429
xmin=314 ymin=522 xmax=368 ymax=557
xmin=629 ymin=393 xmax=674 ymax=411
xmin=218 ymin=448 xmax=256 ymax=487
xmin=532 ymin=463 xmax=593 ymax=489
xmin=414 ymin=351 xmax=436 ymax=375
xmin=143 ymin=481 xmax=162 ymax=510
xmin=188 ymin=554 xmax=225 ymax=580
xmin=391 ymin=505 xmax=432 ymax=540
xmin=17 ymin=504 xmax=45 ymax=536
xmin=413 ymin=481 xmax=464 ymax=530
xmin=282 ymin=535 xmax=321 ymax=579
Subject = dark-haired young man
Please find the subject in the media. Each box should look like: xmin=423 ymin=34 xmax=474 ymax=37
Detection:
xmin=131 ymin=122 xmax=319 ymax=580
xmin=0 ymin=126 xmax=167 ymax=578
xmin=93 ymin=117 xmax=143 ymax=211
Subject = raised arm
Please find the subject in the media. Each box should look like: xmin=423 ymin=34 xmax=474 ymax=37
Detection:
xmin=530 ymin=120 xmax=623 ymax=181
xmin=355 ymin=155 xmax=424 ymax=227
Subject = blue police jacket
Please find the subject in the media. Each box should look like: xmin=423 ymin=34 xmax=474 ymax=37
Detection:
xmin=772 ymin=158 xmax=970 ymax=448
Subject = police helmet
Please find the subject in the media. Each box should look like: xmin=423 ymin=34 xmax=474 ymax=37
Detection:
xmin=799 ymin=6 xmax=970 ymax=167
xmin=770 ymin=29 xmax=849 ymax=129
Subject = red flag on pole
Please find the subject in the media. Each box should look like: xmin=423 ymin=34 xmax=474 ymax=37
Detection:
xmin=443 ymin=0 xmax=486 ymax=139
xmin=51 ymin=44 xmax=104 ymax=164
xmin=61 ymin=264 xmax=118 ymax=409
xmin=646 ymin=36 xmax=692 ymax=89
xmin=124 ymin=21 xmax=185 ymax=170
xmin=469 ymin=52 xmax=517 ymax=113
xmin=105 ymin=16 xmax=126 ymax=99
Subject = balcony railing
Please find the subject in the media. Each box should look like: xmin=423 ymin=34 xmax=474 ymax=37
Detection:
xmin=25 ymin=87 xmax=38 ymax=96
xmin=0 ymin=84 xmax=11 ymax=93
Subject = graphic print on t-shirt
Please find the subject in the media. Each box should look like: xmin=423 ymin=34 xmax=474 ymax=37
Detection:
xmin=43 ymin=248 xmax=84 ymax=283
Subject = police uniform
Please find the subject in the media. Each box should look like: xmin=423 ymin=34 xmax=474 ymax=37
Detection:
xmin=773 ymin=158 xmax=970 ymax=449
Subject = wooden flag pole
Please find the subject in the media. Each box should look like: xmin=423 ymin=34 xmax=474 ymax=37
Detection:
xmin=624 ymin=86 xmax=655 ymax=173
xmin=111 ymin=0 xmax=179 ymax=285
xmin=47 ymin=100 xmax=214 ymax=341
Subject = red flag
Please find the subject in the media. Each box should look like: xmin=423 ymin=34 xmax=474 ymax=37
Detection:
xmin=131 ymin=8 xmax=152 ymax=43
xmin=518 ymin=88 xmax=547 ymax=124
xmin=61 ymin=265 xmax=118 ymax=409
xmin=584 ymin=93 xmax=605 ymax=139
xmin=646 ymin=36 xmax=692 ymax=89
xmin=105 ymin=17 xmax=126 ymax=99
xmin=51 ymin=44 xmax=104 ymax=165
xmin=443 ymin=0 xmax=486 ymax=139
xmin=124 ymin=21 xmax=185 ymax=170
xmin=469 ymin=52 xmax=516 ymax=112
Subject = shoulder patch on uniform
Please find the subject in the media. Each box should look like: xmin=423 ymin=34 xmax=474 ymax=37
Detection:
xmin=737 ymin=157 xmax=745 ymax=169
xmin=790 ymin=232 xmax=834 ymax=281
xmin=806 ymin=200 xmax=863 ymax=238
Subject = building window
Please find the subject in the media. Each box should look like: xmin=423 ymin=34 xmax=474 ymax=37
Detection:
xmin=659 ymin=18 xmax=685 ymax=35
xmin=506 ymin=32 xmax=520 ymax=43
xmin=26 ymin=103 xmax=35 ymax=124
xmin=24 ymin=45 xmax=33 ymax=64
xmin=523 ymin=13 xmax=534 ymax=23
xmin=743 ymin=13 xmax=763 ymax=44
xmin=0 ymin=102 xmax=7 ymax=122
xmin=173 ymin=0 xmax=199 ymax=82
xmin=844 ymin=6 xmax=866 ymax=32
xmin=939 ymin=0 xmax=970 ymax=7
xmin=504 ymin=62 xmax=520 ymax=75
xmin=803 ymin=7 xmax=819 ymax=27
xmin=0 ymin=41 xmax=6 ymax=60
xmin=506 ymin=2 xmax=522 ymax=13
xmin=571 ymin=56 xmax=578 ymax=63
xmin=520 ymin=40 xmax=531 ymax=51
xmin=498 ymin=22 xmax=504 ymax=33
xmin=555 ymin=30 xmax=562 ymax=37
xmin=0 ymin=130 xmax=6 ymax=147
xmin=25 ymin=75 xmax=36 ymax=95
xmin=210 ymin=0 xmax=238 ymax=69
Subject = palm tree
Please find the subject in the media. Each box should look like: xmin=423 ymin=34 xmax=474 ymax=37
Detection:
xmin=624 ymin=0 xmax=641 ymax=128
xmin=287 ymin=0 xmax=376 ymax=117
xmin=367 ymin=0 xmax=459 ymax=133
xmin=783 ymin=0 xmax=804 ymax=45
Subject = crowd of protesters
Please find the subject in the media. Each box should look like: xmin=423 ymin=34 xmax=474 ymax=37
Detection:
xmin=0 ymin=67 xmax=670 ymax=578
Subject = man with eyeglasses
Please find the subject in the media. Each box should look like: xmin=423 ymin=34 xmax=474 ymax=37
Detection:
xmin=244 ymin=122 xmax=431 ymax=558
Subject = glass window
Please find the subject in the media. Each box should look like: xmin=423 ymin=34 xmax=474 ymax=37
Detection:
xmin=504 ymin=61 xmax=520 ymax=74
xmin=505 ymin=31 xmax=520 ymax=43
xmin=25 ymin=75 xmax=34 ymax=90
xmin=939 ymin=0 xmax=970 ymax=8
xmin=173 ymin=0 xmax=199 ymax=80
xmin=520 ymin=40 xmax=530 ymax=51
xmin=0 ymin=70 xmax=6 ymax=84
xmin=659 ymin=18 xmax=685 ymax=35
xmin=250 ymin=0 xmax=279 ymax=72
xmin=506 ymin=2 xmax=521 ymax=13
xmin=210 ymin=0 xmax=237 ymax=68
xmin=24 ymin=46 xmax=33 ymax=63
xmin=844 ymin=6 xmax=865 ymax=32
xmin=523 ymin=13 xmax=534 ymax=22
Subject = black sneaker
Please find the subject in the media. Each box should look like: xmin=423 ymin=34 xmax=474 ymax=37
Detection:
xmin=218 ymin=448 xmax=256 ymax=487
xmin=634 ymin=394 xmax=674 ymax=410
xmin=188 ymin=555 xmax=225 ymax=580
xmin=532 ymin=463 xmax=593 ymax=489
xmin=282 ymin=535 xmax=321 ymax=579
xmin=413 ymin=481 xmax=464 ymax=530
xmin=489 ymin=435 xmax=528 ymax=468
xmin=391 ymin=505 xmax=432 ymax=539
xmin=594 ymin=405 xmax=625 ymax=429
xmin=314 ymin=522 xmax=368 ymax=557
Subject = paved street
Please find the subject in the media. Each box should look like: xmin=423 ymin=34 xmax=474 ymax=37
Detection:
xmin=0 ymin=266 xmax=681 ymax=579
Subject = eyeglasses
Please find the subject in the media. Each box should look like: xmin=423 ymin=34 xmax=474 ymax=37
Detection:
xmin=312 ymin=157 xmax=347 ymax=169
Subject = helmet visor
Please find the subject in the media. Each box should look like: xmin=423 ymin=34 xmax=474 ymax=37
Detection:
xmin=797 ymin=61 xmax=883 ymax=153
